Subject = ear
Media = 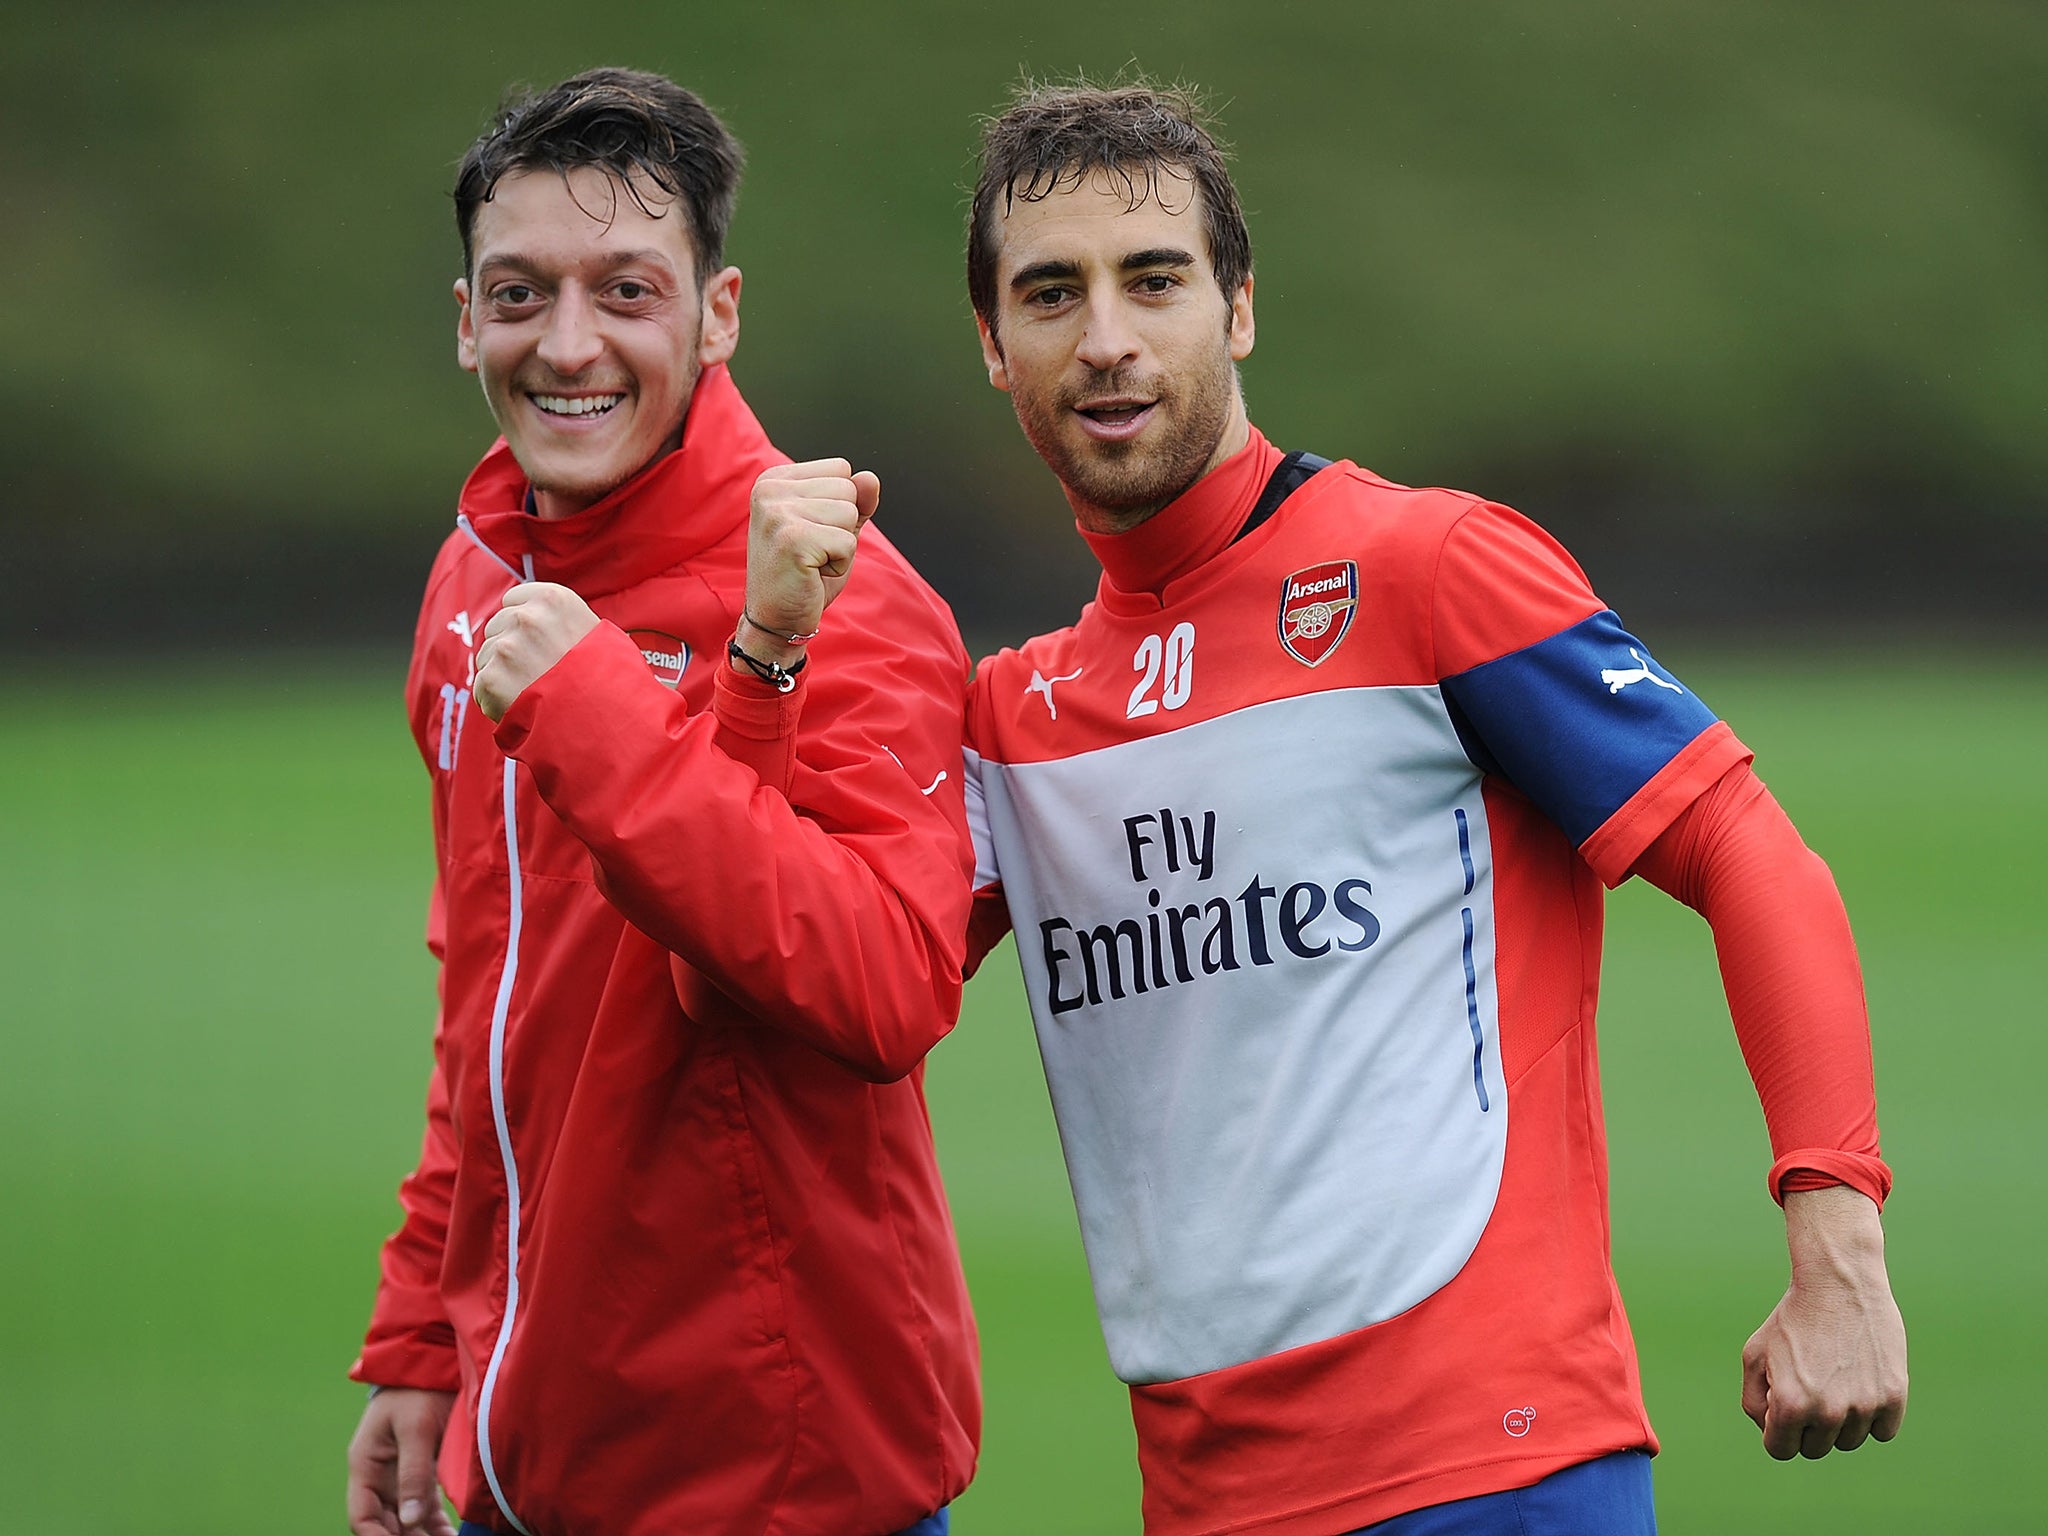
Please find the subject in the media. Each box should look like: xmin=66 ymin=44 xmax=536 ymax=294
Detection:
xmin=1227 ymin=273 xmax=1256 ymax=362
xmin=976 ymin=313 xmax=1010 ymax=393
xmin=455 ymin=277 xmax=478 ymax=374
xmin=698 ymin=266 xmax=742 ymax=368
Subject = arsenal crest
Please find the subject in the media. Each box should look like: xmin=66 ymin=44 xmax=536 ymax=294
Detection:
xmin=627 ymin=629 xmax=690 ymax=689
xmin=1277 ymin=561 xmax=1358 ymax=667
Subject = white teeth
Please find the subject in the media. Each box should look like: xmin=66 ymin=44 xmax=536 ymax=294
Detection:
xmin=533 ymin=394 xmax=624 ymax=417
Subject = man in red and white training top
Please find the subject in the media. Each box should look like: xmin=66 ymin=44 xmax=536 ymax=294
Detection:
xmin=753 ymin=80 xmax=1907 ymax=1536
xmin=344 ymin=70 xmax=977 ymax=1536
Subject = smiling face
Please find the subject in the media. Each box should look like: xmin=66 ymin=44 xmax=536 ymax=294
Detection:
xmin=456 ymin=165 xmax=739 ymax=519
xmin=978 ymin=166 xmax=1255 ymax=532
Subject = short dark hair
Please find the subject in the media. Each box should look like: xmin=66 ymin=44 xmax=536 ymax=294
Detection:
xmin=968 ymin=79 xmax=1251 ymax=342
xmin=454 ymin=67 xmax=744 ymax=283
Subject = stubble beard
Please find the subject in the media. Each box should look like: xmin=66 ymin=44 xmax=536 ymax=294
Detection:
xmin=504 ymin=328 xmax=702 ymax=512
xmin=1013 ymin=352 xmax=1237 ymax=532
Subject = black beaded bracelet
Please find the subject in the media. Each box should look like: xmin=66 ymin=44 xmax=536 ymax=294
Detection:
xmin=727 ymin=637 xmax=807 ymax=694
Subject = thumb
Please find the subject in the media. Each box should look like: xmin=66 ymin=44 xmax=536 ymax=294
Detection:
xmin=1740 ymin=1331 xmax=1771 ymax=1430
xmin=851 ymin=470 xmax=881 ymax=527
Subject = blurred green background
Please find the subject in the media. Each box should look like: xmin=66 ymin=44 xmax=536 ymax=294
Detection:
xmin=4 ymin=2 xmax=2045 ymax=1532
xmin=5 ymin=0 xmax=2045 ymax=645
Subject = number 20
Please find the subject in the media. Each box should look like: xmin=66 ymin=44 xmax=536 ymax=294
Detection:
xmin=1127 ymin=622 xmax=1196 ymax=719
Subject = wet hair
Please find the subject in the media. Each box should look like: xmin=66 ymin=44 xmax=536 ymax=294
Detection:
xmin=968 ymin=78 xmax=1251 ymax=342
xmin=454 ymin=67 xmax=744 ymax=283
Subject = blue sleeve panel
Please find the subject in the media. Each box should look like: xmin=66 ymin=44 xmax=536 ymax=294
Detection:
xmin=1440 ymin=609 xmax=1721 ymax=847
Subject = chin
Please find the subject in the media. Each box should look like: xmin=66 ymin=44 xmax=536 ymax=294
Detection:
xmin=1069 ymin=453 xmax=1187 ymax=514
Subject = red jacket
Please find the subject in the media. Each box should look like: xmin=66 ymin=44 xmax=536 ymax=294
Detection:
xmin=352 ymin=366 xmax=980 ymax=1535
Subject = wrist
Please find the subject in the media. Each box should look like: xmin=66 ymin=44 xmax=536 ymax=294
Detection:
xmin=739 ymin=608 xmax=817 ymax=662
xmin=1784 ymin=1185 xmax=1886 ymax=1283
xmin=727 ymin=634 xmax=807 ymax=694
xmin=730 ymin=628 xmax=806 ymax=674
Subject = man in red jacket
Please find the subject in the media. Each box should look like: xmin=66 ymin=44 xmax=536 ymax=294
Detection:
xmin=749 ymin=80 xmax=1908 ymax=1536
xmin=345 ymin=69 xmax=978 ymax=1536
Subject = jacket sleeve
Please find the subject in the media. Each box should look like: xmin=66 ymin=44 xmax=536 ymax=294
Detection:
xmin=494 ymin=607 xmax=975 ymax=1083
xmin=1631 ymin=761 xmax=1892 ymax=1209
xmin=353 ymin=580 xmax=467 ymax=1390
xmin=351 ymin=884 xmax=462 ymax=1391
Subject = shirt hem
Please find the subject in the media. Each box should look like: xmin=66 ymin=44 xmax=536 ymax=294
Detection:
xmin=1171 ymin=1442 xmax=1652 ymax=1536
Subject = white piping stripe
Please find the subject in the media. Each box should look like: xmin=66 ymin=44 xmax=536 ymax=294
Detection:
xmin=456 ymin=514 xmax=526 ymax=583
xmin=474 ymin=553 xmax=537 ymax=1536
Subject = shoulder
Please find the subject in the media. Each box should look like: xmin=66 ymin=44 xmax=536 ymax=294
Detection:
xmin=971 ymin=614 xmax=1089 ymax=694
xmin=965 ymin=617 xmax=1091 ymax=756
xmin=834 ymin=524 xmax=967 ymax=653
xmin=1279 ymin=461 xmax=1496 ymax=572
xmin=1273 ymin=462 xmax=1603 ymax=676
xmin=795 ymin=525 xmax=971 ymax=709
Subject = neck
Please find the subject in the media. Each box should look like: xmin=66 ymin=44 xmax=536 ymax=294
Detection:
xmin=1066 ymin=403 xmax=1251 ymax=535
xmin=530 ymin=422 xmax=688 ymax=521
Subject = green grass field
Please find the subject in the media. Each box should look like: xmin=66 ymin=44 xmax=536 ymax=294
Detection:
xmin=2 ymin=652 xmax=2042 ymax=1533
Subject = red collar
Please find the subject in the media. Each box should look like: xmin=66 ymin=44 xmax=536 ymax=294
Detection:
xmin=453 ymin=365 xmax=786 ymax=597
xmin=1080 ymin=427 xmax=1283 ymax=603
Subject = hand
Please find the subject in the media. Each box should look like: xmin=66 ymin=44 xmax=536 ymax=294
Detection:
xmin=346 ymin=1387 xmax=458 ymax=1536
xmin=1742 ymin=1186 xmax=1908 ymax=1459
xmin=740 ymin=459 xmax=880 ymax=670
xmin=474 ymin=581 xmax=601 ymax=721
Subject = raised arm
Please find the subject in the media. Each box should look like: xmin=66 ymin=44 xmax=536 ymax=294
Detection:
xmin=470 ymin=463 xmax=975 ymax=1081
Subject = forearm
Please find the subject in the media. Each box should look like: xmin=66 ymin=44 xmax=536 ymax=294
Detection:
xmin=499 ymin=623 xmax=971 ymax=1080
xmin=353 ymin=1040 xmax=462 ymax=1390
xmin=1632 ymin=763 xmax=1890 ymax=1205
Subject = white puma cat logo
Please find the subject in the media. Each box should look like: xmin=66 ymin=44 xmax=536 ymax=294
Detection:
xmin=1600 ymin=647 xmax=1683 ymax=696
xmin=1027 ymin=667 xmax=1084 ymax=720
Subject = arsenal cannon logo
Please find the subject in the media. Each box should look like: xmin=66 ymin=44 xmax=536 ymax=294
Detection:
xmin=626 ymin=629 xmax=691 ymax=689
xmin=1277 ymin=560 xmax=1358 ymax=667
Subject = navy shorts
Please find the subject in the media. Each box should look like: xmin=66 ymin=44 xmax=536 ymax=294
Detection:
xmin=1344 ymin=1451 xmax=1655 ymax=1535
xmin=459 ymin=1509 xmax=947 ymax=1536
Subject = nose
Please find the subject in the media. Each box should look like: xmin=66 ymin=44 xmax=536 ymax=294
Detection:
xmin=1073 ymin=291 xmax=1141 ymax=374
xmin=537 ymin=284 xmax=604 ymax=377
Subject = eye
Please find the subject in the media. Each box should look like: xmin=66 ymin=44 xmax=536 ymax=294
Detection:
xmin=1027 ymin=284 xmax=1074 ymax=309
xmin=1134 ymin=272 xmax=1179 ymax=296
xmin=491 ymin=283 xmax=540 ymax=309
xmin=612 ymin=279 xmax=653 ymax=302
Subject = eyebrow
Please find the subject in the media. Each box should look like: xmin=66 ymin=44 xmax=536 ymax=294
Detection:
xmin=1120 ymin=247 xmax=1197 ymax=272
xmin=1009 ymin=258 xmax=1080 ymax=292
xmin=478 ymin=248 xmax=680 ymax=278
xmin=1008 ymin=248 xmax=1199 ymax=292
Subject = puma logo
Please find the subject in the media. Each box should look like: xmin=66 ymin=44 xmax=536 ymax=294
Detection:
xmin=1027 ymin=667 xmax=1084 ymax=720
xmin=1600 ymin=648 xmax=1683 ymax=696
xmin=447 ymin=611 xmax=478 ymax=687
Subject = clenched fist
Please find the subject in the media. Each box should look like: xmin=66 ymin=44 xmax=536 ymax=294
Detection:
xmin=474 ymin=581 xmax=601 ymax=720
xmin=741 ymin=459 xmax=879 ymax=668
xmin=1742 ymin=1186 xmax=1908 ymax=1460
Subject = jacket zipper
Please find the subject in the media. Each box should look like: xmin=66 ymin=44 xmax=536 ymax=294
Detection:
xmin=456 ymin=529 xmax=539 ymax=1536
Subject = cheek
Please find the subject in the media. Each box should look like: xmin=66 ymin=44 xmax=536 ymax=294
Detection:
xmin=474 ymin=334 xmax=525 ymax=387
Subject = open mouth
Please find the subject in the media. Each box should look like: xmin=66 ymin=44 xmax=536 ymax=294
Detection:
xmin=1073 ymin=399 xmax=1158 ymax=440
xmin=531 ymin=392 xmax=625 ymax=420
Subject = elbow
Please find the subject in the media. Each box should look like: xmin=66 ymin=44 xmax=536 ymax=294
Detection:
xmin=840 ymin=976 xmax=964 ymax=1085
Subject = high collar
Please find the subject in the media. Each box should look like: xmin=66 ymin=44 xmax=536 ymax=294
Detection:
xmin=1080 ymin=427 xmax=1283 ymax=601
xmin=454 ymin=364 xmax=785 ymax=597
